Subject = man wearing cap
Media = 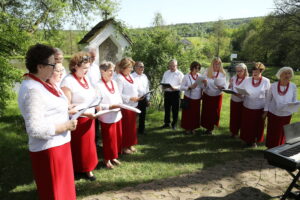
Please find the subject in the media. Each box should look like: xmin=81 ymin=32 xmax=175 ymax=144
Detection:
xmin=132 ymin=61 xmax=150 ymax=134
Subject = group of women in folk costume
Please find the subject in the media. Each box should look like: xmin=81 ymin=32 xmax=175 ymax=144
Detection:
xmin=18 ymin=43 xmax=142 ymax=199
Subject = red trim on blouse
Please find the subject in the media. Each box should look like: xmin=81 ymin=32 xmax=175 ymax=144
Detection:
xmin=24 ymin=73 xmax=62 ymax=97
xmin=72 ymin=73 xmax=89 ymax=89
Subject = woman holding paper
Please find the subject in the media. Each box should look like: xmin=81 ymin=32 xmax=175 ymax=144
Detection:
xmin=240 ymin=62 xmax=270 ymax=147
xmin=18 ymin=44 xmax=77 ymax=199
xmin=61 ymin=52 xmax=98 ymax=181
xmin=116 ymin=58 xmax=140 ymax=154
xmin=180 ymin=61 xmax=203 ymax=134
xmin=201 ymin=57 xmax=227 ymax=135
xmin=95 ymin=61 xmax=123 ymax=169
xmin=228 ymin=63 xmax=249 ymax=137
xmin=264 ymin=67 xmax=297 ymax=148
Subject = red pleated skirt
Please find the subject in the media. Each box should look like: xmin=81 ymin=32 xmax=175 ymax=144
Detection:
xmin=121 ymin=108 xmax=138 ymax=148
xmin=229 ymin=100 xmax=243 ymax=136
xmin=240 ymin=106 xmax=265 ymax=144
xmin=181 ymin=96 xmax=201 ymax=130
xmin=200 ymin=93 xmax=223 ymax=130
xmin=100 ymin=120 xmax=123 ymax=160
xmin=71 ymin=117 xmax=98 ymax=172
xmin=30 ymin=142 xmax=76 ymax=200
xmin=266 ymin=112 xmax=292 ymax=149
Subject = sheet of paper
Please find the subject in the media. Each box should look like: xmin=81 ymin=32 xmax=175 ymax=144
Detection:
xmin=71 ymin=97 xmax=100 ymax=120
xmin=281 ymin=101 xmax=300 ymax=113
xmin=119 ymin=104 xmax=141 ymax=113
xmin=195 ymin=76 xmax=206 ymax=86
xmin=235 ymin=87 xmax=250 ymax=96
xmin=95 ymin=108 xmax=120 ymax=117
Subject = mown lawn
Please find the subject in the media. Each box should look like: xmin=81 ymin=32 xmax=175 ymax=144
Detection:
xmin=0 ymin=68 xmax=299 ymax=200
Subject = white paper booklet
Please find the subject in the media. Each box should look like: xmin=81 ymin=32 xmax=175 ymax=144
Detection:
xmin=119 ymin=104 xmax=141 ymax=113
xmin=235 ymin=87 xmax=250 ymax=96
xmin=281 ymin=101 xmax=300 ymax=113
xmin=71 ymin=97 xmax=100 ymax=120
xmin=195 ymin=76 xmax=206 ymax=86
xmin=95 ymin=108 xmax=120 ymax=117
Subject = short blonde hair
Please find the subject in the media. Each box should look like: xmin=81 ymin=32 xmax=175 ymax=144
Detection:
xmin=252 ymin=62 xmax=266 ymax=72
xmin=236 ymin=63 xmax=249 ymax=77
xmin=207 ymin=57 xmax=226 ymax=78
xmin=117 ymin=58 xmax=135 ymax=73
xmin=276 ymin=66 xmax=294 ymax=79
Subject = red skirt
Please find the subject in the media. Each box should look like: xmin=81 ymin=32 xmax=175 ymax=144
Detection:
xmin=266 ymin=112 xmax=292 ymax=149
xmin=181 ymin=96 xmax=201 ymax=130
xmin=71 ymin=117 xmax=98 ymax=172
xmin=121 ymin=108 xmax=138 ymax=148
xmin=30 ymin=142 xmax=76 ymax=200
xmin=229 ymin=100 xmax=243 ymax=136
xmin=100 ymin=120 xmax=123 ymax=160
xmin=200 ymin=93 xmax=223 ymax=130
xmin=240 ymin=106 xmax=265 ymax=144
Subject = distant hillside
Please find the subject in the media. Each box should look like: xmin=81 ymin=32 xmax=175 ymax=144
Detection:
xmin=133 ymin=17 xmax=263 ymax=37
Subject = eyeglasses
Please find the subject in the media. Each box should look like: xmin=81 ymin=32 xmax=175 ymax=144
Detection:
xmin=54 ymin=69 xmax=65 ymax=73
xmin=79 ymin=56 xmax=91 ymax=65
xmin=41 ymin=63 xmax=56 ymax=68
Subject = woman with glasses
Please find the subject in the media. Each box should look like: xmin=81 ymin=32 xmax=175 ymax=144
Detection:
xmin=264 ymin=67 xmax=297 ymax=148
xmin=116 ymin=58 xmax=140 ymax=154
xmin=18 ymin=44 xmax=77 ymax=199
xmin=201 ymin=57 xmax=227 ymax=135
xmin=228 ymin=63 xmax=249 ymax=138
xmin=240 ymin=62 xmax=270 ymax=147
xmin=61 ymin=52 xmax=98 ymax=181
xmin=180 ymin=61 xmax=203 ymax=134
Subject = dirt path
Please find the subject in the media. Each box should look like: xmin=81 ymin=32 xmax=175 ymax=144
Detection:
xmin=84 ymin=156 xmax=294 ymax=200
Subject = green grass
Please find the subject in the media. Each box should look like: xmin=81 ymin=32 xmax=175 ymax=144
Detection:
xmin=0 ymin=69 xmax=299 ymax=200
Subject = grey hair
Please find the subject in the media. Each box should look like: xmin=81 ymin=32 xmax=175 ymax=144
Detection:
xmin=169 ymin=59 xmax=177 ymax=65
xmin=276 ymin=66 xmax=294 ymax=79
xmin=99 ymin=61 xmax=115 ymax=71
xmin=134 ymin=61 xmax=144 ymax=68
xmin=53 ymin=48 xmax=63 ymax=55
xmin=84 ymin=46 xmax=96 ymax=53
xmin=235 ymin=63 xmax=249 ymax=77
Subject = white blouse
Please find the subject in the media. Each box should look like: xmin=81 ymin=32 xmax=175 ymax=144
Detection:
xmin=86 ymin=62 xmax=101 ymax=88
xmin=18 ymin=80 xmax=70 ymax=152
xmin=230 ymin=75 xmax=247 ymax=103
xmin=264 ymin=81 xmax=297 ymax=116
xmin=61 ymin=74 xmax=97 ymax=115
xmin=242 ymin=77 xmax=271 ymax=109
xmin=95 ymin=80 xmax=123 ymax=123
xmin=180 ymin=73 xmax=203 ymax=100
xmin=116 ymin=73 xmax=139 ymax=107
xmin=161 ymin=69 xmax=184 ymax=92
xmin=131 ymin=72 xmax=150 ymax=101
xmin=203 ymin=71 xmax=226 ymax=97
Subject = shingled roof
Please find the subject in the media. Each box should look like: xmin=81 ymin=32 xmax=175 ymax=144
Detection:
xmin=78 ymin=18 xmax=132 ymax=44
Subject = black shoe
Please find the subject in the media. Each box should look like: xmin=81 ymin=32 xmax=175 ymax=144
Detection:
xmin=160 ymin=124 xmax=170 ymax=129
xmin=86 ymin=174 xmax=96 ymax=181
xmin=172 ymin=125 xmax=177 ymax=130
xmin=204 ymin=130 xmax=212 ymax=135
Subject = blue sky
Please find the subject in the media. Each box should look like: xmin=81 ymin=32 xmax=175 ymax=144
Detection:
xmin=114 ymin=0 xmax=275 ymax=28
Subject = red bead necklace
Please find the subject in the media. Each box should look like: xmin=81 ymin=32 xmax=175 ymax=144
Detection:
xmin=24 ymin=73 xmax=62 ymax=97
xmin=102 ymin=77 xmax=115 ymax=94
xmin=235 ymin=76 xmax=245 ymax=86
xmin=72 ymin=73 xmax=89 ymax=89
xmin=121 ymin=73 xmax=134 ymax=84
xmin=190 ymin=73 xmax=198 ymax=80
xmin=213 ymin=71 xmax=219 ymax=79
xmin=277 ymin=80 xmax=289 ymax=96
xmin=252 ymin=76 xmax=262 ymax=87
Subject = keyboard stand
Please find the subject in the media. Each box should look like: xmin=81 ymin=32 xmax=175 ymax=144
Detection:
xmin=281 ymin=170 xmax=300 ymax=200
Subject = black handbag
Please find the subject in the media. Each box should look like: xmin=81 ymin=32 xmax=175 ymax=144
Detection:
xmin=180 ymin=75 xmax=193 ymax=109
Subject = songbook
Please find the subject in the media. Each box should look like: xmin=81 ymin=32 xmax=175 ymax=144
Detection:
xmin=160 ymin=83 xmax=172 ymax=88
xmin=281 ymin=101 xmax=300 ymax=113
xmin=139 ymin=90 xmax=154 ymax=99
xmin=195 ymin=76 xmax=206 ymax=86
xmin=235 ymin=87 xmax=250 ymax=96
xmin=71 ymin=97 xmax=101 ymax=120
xmin=222 ymin=89 xmax=237 ymax=95
xmin=119 ymin=104 xmax=141 ymax=113
xmin=95 ymin=108 xmax=120 ymax=117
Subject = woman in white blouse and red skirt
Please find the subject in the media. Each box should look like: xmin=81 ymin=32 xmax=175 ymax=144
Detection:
xmin=61 ymin=52 xmax=98 ymax=181
xmin=18 ymin=44 xmax=78 ymax=199
xmin=180 ymin=61 xmax=203 ymax=134
xmin=264 ymin=67 xmax=297 ymax=148
xmin=240 ymin=62 xmax=270 ymax=147
xmin=116 ymin=58 xmax=140 ymax=154
xmin=201 ymin=57 xmax=227 ymax=135
xmin=228 ymin=63 xmax=249 ymax=137
xmin=95 ymin=62 xmax=123 ymax=169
